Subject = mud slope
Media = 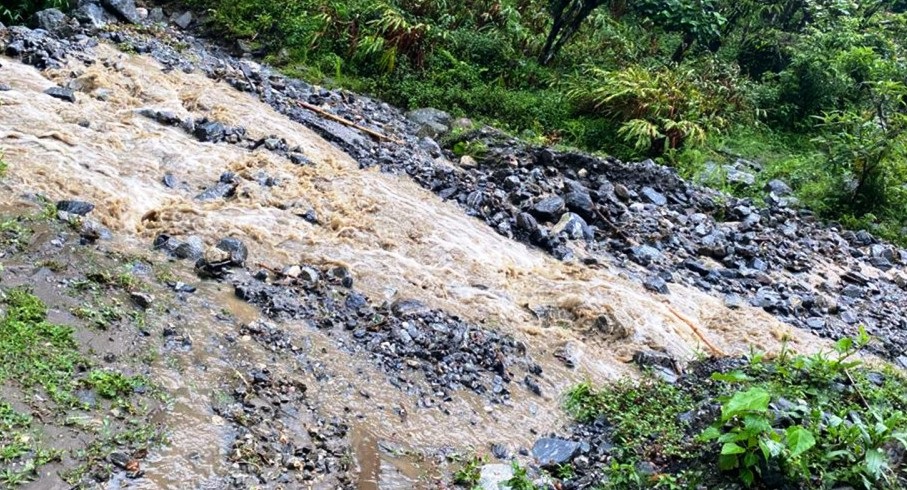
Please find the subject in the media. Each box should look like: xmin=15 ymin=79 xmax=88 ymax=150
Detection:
xmin=0 ymin=20 xmax=871 ymax=489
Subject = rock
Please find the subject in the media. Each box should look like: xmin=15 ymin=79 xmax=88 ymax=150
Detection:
xmin=148 ymin=7 xmax=164 ymax=23
xmin=643 ymin=276 xmax=669 ymax=295
xmin=563 ymin=181 xmax=595 ymax=220
xmin=162 ymin=173 xmax=178 ymax=188
xmin=101 ymin=0 xmax=140 ymax=23
xmin=459 ymin=155 xmax=478 ymax=169
xmin=173 ymin=236 xmax=205 ymax=260
xmin=195 ymin=181 xmax=237 ymax=201
xmin=172 ymin=11 xmax=192 ymax=29
xmin=765 ymin=179 xmax=792 ymax=196
xmin=32 ymin=8 xmax=66 ymax=31
xmin=532 ymin=437 xmax=581 ymax=468
xmin=405 ymin=108 xmax=451 ymax=137
xmin=0 ymin=83 xmax=10 ymax=91
xmin=724 ymin=165 xmax=756 ymax=186
xmin=129 ymin=291 xmax=154 ymax=309
xmin=391 ymin=299 xmax=429 ymax=317
xmin=216 ymin=238 xmax=248 ymax=267
xmin=478 ymin=464 xmax=513 ymax=490
xmin=640 ymin=186 xmax=667 ymax=206
xmin=723 ymin=294 xmax=744 ymax=310
xmin=530 ymin=195 xmax=565 ymax=222
xmin=194 ymin=121 xmax=226 ymax=142
xmin=551 ymin=212 xmax=588 ymax=240
xmin=56 ymin=200 xmax=94 ymax=216
xmin=72 ymin=2 xmax=109 ymax=27
xmin=44 ymin=86 xmax=76 ymax=103
xmin=629 ymin=245 xmax=662 ymax=266
xmin=841 ymin=284 xmax=863 ymax=299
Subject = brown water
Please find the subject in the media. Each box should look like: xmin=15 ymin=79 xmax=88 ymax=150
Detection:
xmin=0 ymin=44 xmax=840 ymax=487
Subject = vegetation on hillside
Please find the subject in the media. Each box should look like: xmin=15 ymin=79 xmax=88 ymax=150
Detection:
xmin=563 ymin=329 xmax=907 ymax=488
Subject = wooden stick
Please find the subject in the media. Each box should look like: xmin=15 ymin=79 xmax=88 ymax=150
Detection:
xmin=666 ymin=304 xmax=724 ymax=356
xmin=296 ymin=100 xmax=404 ymax=144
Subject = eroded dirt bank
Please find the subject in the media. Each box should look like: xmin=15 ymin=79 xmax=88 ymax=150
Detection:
xmin=0 ymin=7 xmax=903 ymax=489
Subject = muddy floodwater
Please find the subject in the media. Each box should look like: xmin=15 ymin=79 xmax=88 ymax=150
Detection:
xmin=0 ymin=39 xmax=841 ymax=489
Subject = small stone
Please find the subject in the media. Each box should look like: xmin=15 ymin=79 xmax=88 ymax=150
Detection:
xmin=531 ymin=437 xmax=581 ymax=468
xmin=44 ymin=86 xmax=76 ymax=103
xmin=56 ymin=200 xmax=94 ymax=216
xmin=215 ymin=238 xmax=248 ymax=267
xmin=724 ymin=294 xmax=744 ymax=309
xmin=531 ymin=195 xmax=565 ymax=222
xmin=129 ymin=291 xmax=154 ymax=309
xmin=459 ymin=155 xmax=478 ymax=168
xmin=172 ymin=11 xmax=192 ymax=29
xmin=643 ymin=276 xmax=669 ymax=294
xmin=640 ymin=186 xmax=667 ymax=206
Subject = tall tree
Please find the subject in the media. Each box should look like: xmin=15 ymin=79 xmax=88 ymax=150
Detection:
xmin=539 ymin=0 xmax=609 ymax=65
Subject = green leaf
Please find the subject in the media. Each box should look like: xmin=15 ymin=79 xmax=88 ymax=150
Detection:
xmin=700 ymin=426 xmax=721 ymax=440
xmin=722 ymin=388 xmax=771 ymax=419
xmin=785 ymin=427 xmax=816 ymax=458
xmin=740 ymin=468 xmax=755 ymax=487
xmin=759 ymin=438 xmax=785 ymax=460
xmin=718 ymin=453 xmax=739 ymax=470
xmin=864 ymin=448 xmax=888 ymax=480
xmin=711 ymin=371 xmax=752 ymax=383
xmin=721 ymin=442 xmax=746 ymax=455
xmin=835 ymin=337 xmax=853 ymax=354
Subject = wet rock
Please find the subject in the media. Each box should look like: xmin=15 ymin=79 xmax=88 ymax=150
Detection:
xmin=643 ymin=275 xmax=669 ymax=295
xmin=491 ymin=443 xmax=510 ymax=460
xmin=56 ymin=200 xmax=94 ymax=216
xmin=44 ymin=86 xmax=76 ymax=103
xmin=390 ymin=298 xmax=429 ymax=317
xmin=172 ymin=11 xmax=192 ymax=29
xmin=173 ymin=236 xmax=205 ymax=260
xmin=551 ymin=212 xmax=588 ymax=240
xmin=531 ymin=195 xmax=565 ymax=222
xmin=148 ymin=7 xmax=164 ymax=23
xmin=194 ymin=120 xmax=226 ymax=142
xmin=532 ymin=437 xmax=581 ymax=468
xmin=129 ymin=291 xmax=154 ymax=309
xmin=162 ymin=173 xmax=178 ymax=188
xmin=216 ymin=237 xmax=248 ymax=267
xmin=632 ymin=350 xmax=678 ymax=383
xmin=563 ymin=180 xmax=595 ymax=220
xmin=405 ymin=107 xmax=451 ymax=137
xmin=72 ymin=2 xmax=109 ymax=27
xmin=0 ymin=83 xmax=10 ymax=91
xmin=724 ymin=294 xmax=744 ymax=310
xmin=640 ymin=186 xmax=667 ymax=206
xmin=629 ymin=245 xmax=662 ymax=266
xmin=32 ymin=9 xmax=66 ymax=31
xmin=101 ymin=0 xmax=140 ymax=23
xmin=724 ymin=165 xmax=755 ymax=186
xmin=765 ymin=179 xmax=792 ymax=196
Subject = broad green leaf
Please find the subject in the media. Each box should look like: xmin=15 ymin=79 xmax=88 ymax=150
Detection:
xmin=786 ymin=427 xmax=816 ymax=458
xmin=835 ymin=337 xmax=853 ymax=354
xmin=700 ymin=426 xmax=720 ymax=440
xmin=723 ymin=388 xmax=771 ymax=419
xmin=711 ymin=371 xmax=752 ymax=383
xmin=743 ymin=451 xmax=758 ymax=468
xmin=721 ymin=442 xmax=746 ymax=455
xmin=718 ymin=453 xmax=739 ymax=470
xmin=864 ymin=448 xmax=888 ymax=479
xmin=759 ymin=438 xmax=785 ymax=460
xmin=740 ymin=468 xmax=755 ymax=487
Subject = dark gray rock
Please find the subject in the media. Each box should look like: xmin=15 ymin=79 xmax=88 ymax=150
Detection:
xmin=173 ymin=236 xmax=205 ymax=260
xmin=195 ymin=182 xmax=237 ymax=201
xmin=0 ymin=83 xmax=11 ymax=91
xmin=640 ymin=186 xmax=667 ymax=206
xmin=194 ymin=121 xmax=226 ymax=142
xmin=531 ymin=195 xmax=565 ymax=222
xmin=72 ymin=1 xmax=109 ymax=27
xmin=765 ymin=179 xmax=792 ymax=196
xmin=32 ymin=9 xmax=66 ymax=31
xmin=643 ymin=276 xmax=669 ymax=294
xmin=532 ymin=437 xmax=581 ymax=468
xmin=101 ymin=0 xmax=140 ymax=23
xmin=724 ymin=165 xmax=755 ymax=186
xmin=551 ymin=212 xmax=588 ymax=240
xmin=629 ymin=245 xmax=662 ymax=266
xmin=44 ymin=86 xmax=75 ymax=103
xmin=56 ymin=200 xmax=94 ymax=216
xmin=390 ymin=298 xmax=429 ymax=317
xmin=405 ymin=108 xmax=451 ymax=137
xmin=216 ymin=237 xmax=248 ymax=267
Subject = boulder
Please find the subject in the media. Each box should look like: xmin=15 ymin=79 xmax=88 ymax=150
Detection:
xmin=31 ymin=9 xmax=66 ymax=31
xmin=532 ymin=437 xmax=581 ymax=468
xmin=101 ymin=0 xmax=140 ymax=23
xmin=405 ymin=108 xmax=451 ymax=137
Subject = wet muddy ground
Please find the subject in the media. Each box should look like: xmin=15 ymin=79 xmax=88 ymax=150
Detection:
xmin=0 ymin=12 xmax=900 ymax=489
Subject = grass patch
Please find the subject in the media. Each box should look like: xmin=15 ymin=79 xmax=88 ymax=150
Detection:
xmin=564 ymin=329 xmax=907 ymax=489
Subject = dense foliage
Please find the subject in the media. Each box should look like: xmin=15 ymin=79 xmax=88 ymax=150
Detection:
xmin=178 ymin=0 xmax=907 ymax=242
xmin=565 ymin=328 xmax=907 ymax=488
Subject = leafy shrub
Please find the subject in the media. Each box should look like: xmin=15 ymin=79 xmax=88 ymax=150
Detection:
xmin=1 ymin=0 xmax=69 ymax=23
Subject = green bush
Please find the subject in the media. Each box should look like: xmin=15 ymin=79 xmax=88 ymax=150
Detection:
xmin=1 ymin=0 xmax=69 ymax=23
